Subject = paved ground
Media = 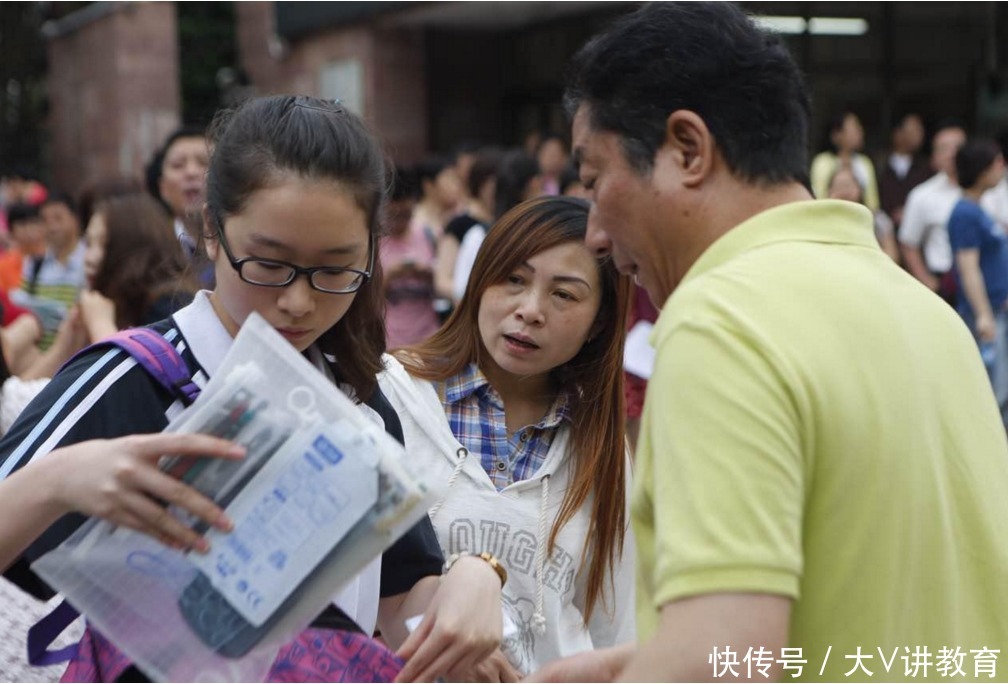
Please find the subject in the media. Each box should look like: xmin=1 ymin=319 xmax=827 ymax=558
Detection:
xmin=0 ymin=578 xmax=83 ymax=682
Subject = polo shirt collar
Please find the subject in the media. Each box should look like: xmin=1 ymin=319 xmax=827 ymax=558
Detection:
xmin=679 ymin=199 xmax=876 ymax=291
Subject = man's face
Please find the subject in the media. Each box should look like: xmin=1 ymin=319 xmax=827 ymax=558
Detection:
xmin=932 ymin=127 xmax=966 ymax=176
xmin=40 ymin=201 xmax=80 ymax=252
xmin=572 ymin=105 xmax=669 ymax=304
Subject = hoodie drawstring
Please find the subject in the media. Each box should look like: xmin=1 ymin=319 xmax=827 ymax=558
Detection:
xmin=428 ymin=441 xmax=550 ymax=637
xmin=428 ymin=447 xmax=468 ymax=519
xmin=532 ymin=474 xmax=550 ymax=636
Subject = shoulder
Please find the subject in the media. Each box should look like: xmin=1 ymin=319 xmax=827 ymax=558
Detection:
xmin=445 ymin=214 xmax=480 ymax=240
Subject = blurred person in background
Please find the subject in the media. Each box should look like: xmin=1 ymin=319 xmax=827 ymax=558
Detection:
xmin=827 ymin=166 xmax=900 ymax=262
xmin=437 ymin=147 xmax=503 ymax=305
xmin=380 ymin=168 xmax=440 ymax=349
xmin=0 ymin=203 xmax=45 ymax=294
xmin=79 ymin=192 xmax=196 ymax=341
xmin=150 ymin=126 xmax=214 ymax=288
xmin=537 ymin=133 xmax=570 ymax=196
xmin=878 ymin=112 xmax=930 ymax=236
xmin=948 ymin=138 xmax=1008 ymax=425
xmin=453 ymin=150 xmax=544 ymax=306
xmin=810 ymin=111 xmax=880 ymax=211
xmin=411 ymin=155 xmax=464 ymax=245
xmin=899 ymin=122 xmax=967 ymax=305
xmin=8 ymin=192 xmax=86 ymax=350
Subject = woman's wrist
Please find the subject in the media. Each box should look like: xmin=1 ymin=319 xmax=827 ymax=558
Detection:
xmin=443 ymin=551 xmax=508 ymax=588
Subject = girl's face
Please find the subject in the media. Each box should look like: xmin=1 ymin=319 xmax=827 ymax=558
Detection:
xmin=206 ymin=177 xmax=371 ymax=352
xmin=478 ymin=240 xmax=601 ymax=384
xmin=83 ymin=211 xmax=107 ymax=287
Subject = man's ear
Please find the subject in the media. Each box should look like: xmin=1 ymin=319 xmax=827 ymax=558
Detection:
xmin=661 ymin=110 xmax=716 ymax=188
xmin=201 ymin=204 xmax=219 ymax=259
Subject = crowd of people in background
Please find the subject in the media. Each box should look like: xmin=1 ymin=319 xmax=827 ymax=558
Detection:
xmin=3 ymin=106 xmax=1008 ymax=448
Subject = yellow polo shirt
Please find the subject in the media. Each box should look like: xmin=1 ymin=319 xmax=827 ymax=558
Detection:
xmin=634 ymin=200 xmax=1008 ymax=681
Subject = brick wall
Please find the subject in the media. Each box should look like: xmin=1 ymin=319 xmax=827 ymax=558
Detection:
xmin=234 ymin=2 xmax=429 ymax=166
xmin=46 ymin=2 xmax=179 ymax=198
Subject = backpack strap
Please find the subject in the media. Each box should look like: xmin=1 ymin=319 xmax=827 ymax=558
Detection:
xmin=27 ymin=599 xmax=80 ymax=667
xmin=62 ymin=328 xmax=200 ymax=406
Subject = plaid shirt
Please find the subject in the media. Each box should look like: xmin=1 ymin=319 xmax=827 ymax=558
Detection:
xmin=438 ymin=363 xmax=571 ymax=491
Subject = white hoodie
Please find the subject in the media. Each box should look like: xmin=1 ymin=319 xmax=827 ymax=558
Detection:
xmin=379 ymin=355 xmax=635 ymax=675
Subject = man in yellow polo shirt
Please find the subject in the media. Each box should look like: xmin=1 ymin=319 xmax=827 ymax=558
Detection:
xmin=530 ymin=2 xmax=1008 ymax=681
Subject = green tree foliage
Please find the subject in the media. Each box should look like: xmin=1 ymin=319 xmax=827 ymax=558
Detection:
xmin=177 ymin=2 xmax=238 ymax=128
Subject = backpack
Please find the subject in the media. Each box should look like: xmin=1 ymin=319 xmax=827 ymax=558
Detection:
xmin=26 ymin=327 xmax=404 ymax=682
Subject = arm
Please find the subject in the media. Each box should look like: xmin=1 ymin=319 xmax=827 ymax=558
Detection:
xmin=861 ymin=155 xmax=880 ymax=213
xmin=616 ymin=594 xmax=791 ymax=682
xmin=78 ymin=289 xmax=119 ymax=342
xmin=18 ymin=306 xmax=89 ymax=380
xmin=900 ymin=245 xmax=939 ymax=291
xmin=897 ymin=191 xmax=939 ymax=289
xmin=0 ymin=433 xmax=242 ymax=570
xmin=955 ymin=248 xmax=996 ymax=341
xmin=376 ymin=555 xmax=504 ymax=682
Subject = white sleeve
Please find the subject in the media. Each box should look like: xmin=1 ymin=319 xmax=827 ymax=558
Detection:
xmin=898 ymin=188 xmax=926 ymax=246
xmin=452 ymin=226 xmax=486 ymax=302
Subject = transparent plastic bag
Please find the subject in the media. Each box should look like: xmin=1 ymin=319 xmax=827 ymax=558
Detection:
xmin=32 ymin=313 xmax=439 ymax=682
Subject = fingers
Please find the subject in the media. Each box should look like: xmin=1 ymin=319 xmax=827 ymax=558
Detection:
xmin=111 ymin=491 xmax=204 ymax=551
xmin=128 ymin=465 xmax=232 ymax=536
xmin=395 ymin=615 xmax=431 ymax=662
xmin=397 ymin=635 xmax=469 ymax=683
xmin=395 ymin=619 xmax=437 ymax=682
xmin=498 ymin=656 xmax=520 ymax=683
xmin=128 ymin=432 xmax=245 ymax=462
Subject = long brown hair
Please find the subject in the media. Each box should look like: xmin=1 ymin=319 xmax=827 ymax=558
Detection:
xmin=399 ymin=196 xmax=632 ymax=621
xmin=91 ymin=192 xmax=196 ymax=328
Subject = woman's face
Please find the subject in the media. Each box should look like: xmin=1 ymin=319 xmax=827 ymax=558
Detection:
xmin=478 ymin=239 xmax=602 ymax=384
xmin=205 ymin=177 xmax=371 ymax=352
xmin=833 ymin=114 xmax=864 ymax=153
xmin=83 ymin=211 xmax=107 ymax=287
xmin=159 ymin=136 xmax=209 ymax=219
xmin=827 ymin=170 xmax=863 ymax=203
xmin=432 ymin=168 xmax=463 ymax=210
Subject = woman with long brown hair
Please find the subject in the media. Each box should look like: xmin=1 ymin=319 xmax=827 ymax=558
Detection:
xmin=79 ymin=191 xmax=196 ymax=340
xmin=381 ymin=195 xmax=635 ymax=678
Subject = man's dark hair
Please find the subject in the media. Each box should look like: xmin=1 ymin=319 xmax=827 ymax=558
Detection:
xmin=40 ymin=190 xmax=77 ymax=215
xmin=955 ymin=138 xmax=1001 ymax=189
xmin=6 ymin=202 xmax=39 ymax=226
xmin=564 ymin=1 xmax=811 ymax=185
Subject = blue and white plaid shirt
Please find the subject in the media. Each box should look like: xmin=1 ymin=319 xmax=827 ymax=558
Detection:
xmin=438 ymin=363 xmax=571 ymax=491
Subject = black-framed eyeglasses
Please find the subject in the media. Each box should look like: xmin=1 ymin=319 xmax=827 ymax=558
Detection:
xmin=213 ymin=215 xmax=373 ymax=294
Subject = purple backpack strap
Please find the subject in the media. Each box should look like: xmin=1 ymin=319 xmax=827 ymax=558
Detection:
xmin=27 ymin=600 xmax=81 ymax=667
xmin=62 ymin=328 xmax=199 ymax=406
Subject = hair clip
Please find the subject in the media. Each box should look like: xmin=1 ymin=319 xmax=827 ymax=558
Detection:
xmin=293 ymin=97 xmax=344 ymax=115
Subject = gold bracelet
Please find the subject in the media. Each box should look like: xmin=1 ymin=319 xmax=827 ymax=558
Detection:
xmin=442 ymin=551 xmax=508 ymax=587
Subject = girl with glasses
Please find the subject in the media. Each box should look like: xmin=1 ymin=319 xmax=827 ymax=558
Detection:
xmin=0 ymin=95 xmax=503 ymax=682
xmin=381 ymin=196 xmax=637 ymax=679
